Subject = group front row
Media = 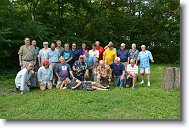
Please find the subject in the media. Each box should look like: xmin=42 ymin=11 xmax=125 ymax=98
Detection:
xmin=15 ymin=56 xmax=140 ymax=94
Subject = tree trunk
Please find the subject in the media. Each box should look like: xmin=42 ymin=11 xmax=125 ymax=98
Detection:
xmin=162 ymin=67 xmax=180 ymax=90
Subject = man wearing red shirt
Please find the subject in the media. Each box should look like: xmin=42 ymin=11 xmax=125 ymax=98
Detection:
xmin=95 ymin=41 xmax=104 ymax=62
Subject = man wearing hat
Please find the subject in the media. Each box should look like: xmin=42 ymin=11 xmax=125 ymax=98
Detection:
xmin=38 ymin=42 xmax=50 ymax=67
xmin=103 ymin=41 xmax=117 ymax=65
xmin=37 ymin=60 xmax=53 ymax=90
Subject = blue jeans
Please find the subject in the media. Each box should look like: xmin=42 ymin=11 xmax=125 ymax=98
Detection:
xmin=114 ymin=75 xmax=125 ymax=88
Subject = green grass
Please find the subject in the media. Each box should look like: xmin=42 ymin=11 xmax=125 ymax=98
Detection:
xmin=0 ymin=64 xmax=180 ymax=120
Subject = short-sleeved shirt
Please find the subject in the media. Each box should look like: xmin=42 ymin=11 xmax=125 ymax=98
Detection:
xmin=97 ymin=64 xmax=112 ymax=78
xmin=37 ymin=66 xmax=53 ymax=84
xmin=89 ymin=50 xmax=99 ymax=60
xmin=78 ymin=48 xmax=88 ymax=56
xmin=110 ymin=63 xmax=125 ymax=76
xmin=71 ymin=49 xmax=79 ymax=61
xmin=129 ymin=49 xmax=139 ymax=60
xmin=74 ymin=61 xmax=88 ymax=78
xmin=126 ymin=64 xmax=138 ymax=74
xmin=103 ymin=49 xmax=117 ymax=65
xmin=83 ymin=54 xmax=96 ymax=68
xmin=138 ymin=50 xmax=153 ymax=68
xmin=38 ymin=48 xmax=50 ymax=63
xmin=47 ymin=48 xmax=60 ymax=63
xmin=18 ymin=45 xmax=36 ymax=61
xmin=117 ymin=49 xmax=130 ymax=62
xmin=96 ymin=46 xmax=104 ymax=62
xmin=55 ymin=63 xmax=72 ymax=80
xmin=60 ymin=49 xmax=73 ymax=61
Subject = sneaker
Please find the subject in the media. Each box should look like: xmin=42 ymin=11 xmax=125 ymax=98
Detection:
xmin=105 ymin=86 xmax=110 ymax=89
xmin=148 ymin=81 xmax=150 ymax=86
xmin=126 ymin=84 xmax=130 ymax=88
xmin=139 ymin=81 xmax=144 ymax=84
xmin=132 ymin=86 xmax=135 ymax=90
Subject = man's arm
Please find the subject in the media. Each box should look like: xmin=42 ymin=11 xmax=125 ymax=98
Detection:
xmin=69 ymin=70 xmax=74 ymax=78
xmin=72 ymin=79 xmax=82 ymax=89
xmin=66 ymin=56 xmax=73 ymax=63
xmin=19 ymin=54 xmax=23 ymax=67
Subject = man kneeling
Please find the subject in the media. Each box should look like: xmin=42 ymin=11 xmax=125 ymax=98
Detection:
xmin=126 ymin=59 xmax=138 ymax=89
xmin=37 ymin=60 xmax=53 ymax=90
xmin=60 ymin=78 xmax=110 ymax=91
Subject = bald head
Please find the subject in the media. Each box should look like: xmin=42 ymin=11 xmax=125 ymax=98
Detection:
xmin=59 ymin=56 xmax=65 ymax=64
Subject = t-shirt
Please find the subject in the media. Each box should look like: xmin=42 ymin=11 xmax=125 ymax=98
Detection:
xmin=18 ymin=45 xmax=36 ymax=61
xmin=96 ymin=46 xmax=104 ymax=62
xmin=55 ymin=63 xmax=72 ymax=80
xmin=126 ymin=64 xmax=138 ymax=74
xmin=83 ymin=54 xmax=96 ymax=68
xmin=138 ymin=50 xmax=153 ymax=68
xmin=103 ymin=49 xmax=117 ymax=65
xmin=110 ymin=63 xmax=125 ymax=76
xmin=38 ymin=48 xmax=50 ymax=63
xmin=78 ymin=48 xmax=88 ymax=56
xmin=66 ymin=78 xmax=78 ymax=89
xmin=47 ymin=48 xmax=60 ymax=63
xmin=71 ymin=49 xmax=79 ymax=61
xmin=74 ymin=61 xmax=88 ymax=79
xmin=117 ymin=49 xmax=130 ymax=62
xmin=89 ymin=49 xmax=99 ymax=60
xmin=60 ymin=49 xmax=73 ymax=61
xmin=129 ymin=49 xmax=139 ymax=60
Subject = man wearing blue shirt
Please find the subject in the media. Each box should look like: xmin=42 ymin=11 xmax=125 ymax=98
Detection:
xmin=117 ymin=43 xmax=130 ymax=69
xmin=138 ymin=45 xmax=154 ymax=86
xmin=60 ymin=43 xmax=73 ymax=65
xmin=110 ymin=57 xmax=125 ymax=88
xmin=83 ymin=50 xmax=96 ymax=81
xmin=70 ymin=43 xmax=79 ymax=68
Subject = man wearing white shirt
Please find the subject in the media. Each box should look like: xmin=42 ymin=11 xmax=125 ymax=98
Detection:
xmin=126 ymin=59 xmax=138 ymax=89
xmin=38 ymin=42 xmax=50 ymax=67
xmin=89 ymin=43 xmax=99 ymax=61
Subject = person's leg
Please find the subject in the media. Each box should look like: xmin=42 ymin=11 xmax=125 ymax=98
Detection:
xmin=132 ymin=74 xmax=137 ymax=86
xmin=139 ymin=68 xmax=144 ymax=84
xmin=56 ymin=80 xmax=62 ymax=89
xmin=145 ymin=68 xmax=151 ymax=86
xmin=114 ymin=76 xmax=119 ymax=87
xmin=39 ymin=82 xmax=46 ymax=91
xmin=126 ymin=76 xmax=132 ymax=87
xmin=61 ymin=87 xmax=67 ymax=90
xmin=91 ymin=85 xmax=109 ymax=91
xmin=119 ymin=76 xmax=125 ymax=88
xmin=91 ymin=82 xmax=108 ymax=89
xmin=47 ymin=82 xmax=52 ymax=89
xmin=51 ymin=63 xmax=57 ymax=85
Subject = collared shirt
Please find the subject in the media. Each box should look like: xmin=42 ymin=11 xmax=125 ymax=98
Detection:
xmin=138 ymin=50 xmax=153 ymax=68
xmin=15 ymin=68 xmax=32 ymax=91
xmin=129 ymin=49 xmax=139 ymax=60
xmin=83 ymin=54 xmax=96 ymax=68
xmin=38 ymin=48 xmax=50 ymax=64
xmin=96 ymin=46 xmax=104 ymax=62
xmin=89 ymin=49 xmax=99 ymax=60
xmin=55 ymin=63 xmax=72 ymax=80
xmin=37 ymin=66 xmax=53 ymax=84
xmin=126 ymin=64 xmax=138 ymax=74
xmin=97 ymin=64 xmax=112 ymax=78
xmin=103 ymin=49 xmax=117 ymax=65
xmin=18 ymin=45 xmax=36 ymax=61
xmin=117 ymin=49 xmax=130 ymax=62
xmin=60 ymin=49 xmax=73 ymax=61
xmin=35 ymin=46 xmax=40 ymax=64
xmin=71 ymin=49 xmax=79 ymax=61
xmin=110 ymin=63 xmax=125 ymax=76
xmin=74 ymin=61 xmax=88 ymax=77
xmin=47 ymin=48 xmax=60 ymax=63
xmin=78 ymin=48 xmax=88 ymax=56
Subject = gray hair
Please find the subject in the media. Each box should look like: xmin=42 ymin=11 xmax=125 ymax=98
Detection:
xmin=114 ymin=57 xmax=121 ymax=62
xmin=130 ymin=59 xmax=135 ymax=63
xmin=99 ymin=60 xmax=104 ymax=64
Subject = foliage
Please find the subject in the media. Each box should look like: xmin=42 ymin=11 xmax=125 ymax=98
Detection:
xmin=0 ymin=64 xmax=180 ymax=119
xmin=0 ymin=0 xmax=180 ymax=68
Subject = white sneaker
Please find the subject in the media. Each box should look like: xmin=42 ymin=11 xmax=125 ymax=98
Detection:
xmin=139 ymin=81 xmax=144 ymax=84
xmin=148 ymin=81 xmax=150 ymax=86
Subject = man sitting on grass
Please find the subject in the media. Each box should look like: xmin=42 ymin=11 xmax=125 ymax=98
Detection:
xmin=60 ymin=78 xmax=110 ymax=91
xmin=55 ymin=57 xmax=74 ymax=89
xmin=126 ymin=59 xmax=138 ymax=89
xmin=37 ymin=60 xmax=53 ymax=91
xmin=15 ymin=63 xmax=35 ymax=94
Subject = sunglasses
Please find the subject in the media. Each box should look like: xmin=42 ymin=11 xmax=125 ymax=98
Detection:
xmin=79 ymin=58 xmax=84 ymax=59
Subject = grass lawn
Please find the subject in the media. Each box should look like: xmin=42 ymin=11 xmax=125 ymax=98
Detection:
xmin=0 ymin=64 xmax=180 ymax=120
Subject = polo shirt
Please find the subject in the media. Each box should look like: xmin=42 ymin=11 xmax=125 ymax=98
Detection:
xmin=110 ymin=63 xmax=125 ymax=76
xmin=18 ymin=45 xmax=36 ymax=61
xmin=117 ymin=49 xmax=130 ymax=62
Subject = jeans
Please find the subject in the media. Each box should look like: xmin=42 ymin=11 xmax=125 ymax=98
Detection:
xmin=114 ymin=75 xmax=125 ymax=88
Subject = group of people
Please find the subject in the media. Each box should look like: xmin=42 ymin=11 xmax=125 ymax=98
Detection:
xmin=15 ymin=37 xmax=154 ymax=94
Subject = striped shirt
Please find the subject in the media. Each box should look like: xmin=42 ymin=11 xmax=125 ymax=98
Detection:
xmin=126 ymin=64 xmax=138 ymax=74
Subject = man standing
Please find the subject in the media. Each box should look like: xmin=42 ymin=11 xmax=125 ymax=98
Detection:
xmin=78 ymin=43 xmax=88 ymax=56
xmin=18 ymin=37 xmax=36 ymax=69
xmin=55 ymin=57 xmax=74 ymax=89
xmin=31 ymin=40 xmax=40 ymax=72
xmin=47 ymin=43 xmax=60 ymax=85
xmin=103 ymin=41 xmax=117 ymax=65
xmin=15 ymin=63 xmax=35 ymax=94
xmin=89 ymin=43 xmax=99 ymax=62
xmin=126 ymin=59 xmax=138 ymax=89
xmin=37 ymin=60 xmax=53 ymax=91
xmin=129 ymin=43 xmax=139 ymax=64
xmin=70 ymin=43 xmax=79 ymax=68
xmin=110 ymin=57 xmax=125 ymax=88
xmin=60 ymin=43 xmax=73 ymax=65
xmin=56 ymin=40 xmax=64 ymax=53
xmin=95 ymin=41 xmax=104 ymax=62
xmin=117 ymin=43 xmax=130 ymax=69
xmin=38 ymin=42 xmax=50 ymax=67
xmin=138 ymin=45 xmax=154 ymax=86
xmin=83 ymin=50 xmax=96 ymax=80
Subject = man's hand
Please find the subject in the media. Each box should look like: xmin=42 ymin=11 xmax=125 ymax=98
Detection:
xmin=121 ymin=75 xmax=125 ymax=80
xmin=58 ymin=76 xmax=61 ymax=81
xmin=108 ymin=78 xmax=111 ymax=82
xmin=151 ymin=60 xmax=154 ymax=63
xmin=71 ymin=86 xmax=77 ymax=90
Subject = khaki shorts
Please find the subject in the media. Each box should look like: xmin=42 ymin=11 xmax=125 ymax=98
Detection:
xmin=38 ymin=82 xmax=52 ymax=90
xmin=121 ymin=62 xmax=128 ymax=70
xmin=56 ymin=80 xmax=63 ymax=89
xmin=140 ymin=68 xmax=150 ymax=74
xmin=21 ymin=60 xmax=34 ymax=69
